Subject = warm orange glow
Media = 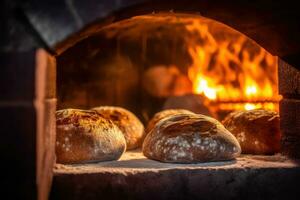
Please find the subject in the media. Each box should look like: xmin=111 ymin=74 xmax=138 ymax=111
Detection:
xmin=194 ymin=76 xmax=217 ymax=100
xmin=244 ymin=103 xmax=256 ymax=110
xmin=102 ymin=14 xmax=281 ymax=113
xmin=185 ymin=18 xmax=281 ymax=112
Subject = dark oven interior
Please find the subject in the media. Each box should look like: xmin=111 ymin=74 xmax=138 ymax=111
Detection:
xmin=2 ymin=0 xmax=300 ymax=200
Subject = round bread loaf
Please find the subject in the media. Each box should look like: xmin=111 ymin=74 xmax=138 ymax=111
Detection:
xmin=142 ymin=113 xmax=241 ymax=163
xmin=146 ymin=109 xmax=194 ymax=133
xmin=56 ymin=109 xmax=126 ymax=164
xmin=222 ymin=109 xmax=281 ymax=155
xmin=92 ymin=106 xmax=145 ymax=150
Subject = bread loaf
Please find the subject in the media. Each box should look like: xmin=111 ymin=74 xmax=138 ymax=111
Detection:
xmin=222 ymin=109 xmax=281 ymax=154
xmin=146 ymin=109 xmax=194 ymax=133
xmin=92 ymin=106 xmax=145 ymax=150
xmin=56 ymin=109 xmax=126 ymax=164
xmin=143 ymin=113 xmax=241 ymax=163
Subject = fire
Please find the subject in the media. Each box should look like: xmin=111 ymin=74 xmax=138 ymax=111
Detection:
xmin=194 ymin=76 xmax=217 ymax=100
xmin=244 ymin=103 xmax=256 ymax=110
xmin=185 ymin=17 xmax=281 ymax=112
xmin=100 ymin=14 xmax=281 ymax=114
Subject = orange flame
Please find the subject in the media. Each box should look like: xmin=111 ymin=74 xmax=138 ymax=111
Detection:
xmin=185 ymin=18 xmax=281 ymax=112
xmin=102 ymin=14 xmax=281 ymax=113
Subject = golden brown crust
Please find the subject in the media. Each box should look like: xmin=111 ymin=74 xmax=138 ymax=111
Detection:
xmin=92 ymin=106 xmax=145 ymax=150
xmin=146 ymin=109 xmax=194 ymax=133
xmin=56 ymin=109 xmax=126 ymax=164
xmin=142 ymin=113 xmax=241 ymax=163
xmin=222 ymin=109 xmax=281 ymax=155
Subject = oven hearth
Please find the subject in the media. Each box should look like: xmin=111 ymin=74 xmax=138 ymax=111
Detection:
xmin=52 ymin=151 xmax=300 ymax=200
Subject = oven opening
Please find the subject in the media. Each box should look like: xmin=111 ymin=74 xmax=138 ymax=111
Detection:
xmin=56 ymin=13 xmax=284 ymax=162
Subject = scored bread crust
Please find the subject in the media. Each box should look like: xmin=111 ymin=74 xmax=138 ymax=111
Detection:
xmin=56 ymin=109 xmax=126 ymax=164
xmin=146 ymin=109 xmax=195 ymax=133
xmin=143 ymin=113 xmax=241 ymax=163
xmin=222 ymin=109 xmax=281 ymax=155
xmin=92 ymin=106 xmax=145 ymax=150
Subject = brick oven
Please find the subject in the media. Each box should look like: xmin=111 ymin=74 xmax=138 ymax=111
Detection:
xmin=1 ymin=0 xmax=300 ymax=200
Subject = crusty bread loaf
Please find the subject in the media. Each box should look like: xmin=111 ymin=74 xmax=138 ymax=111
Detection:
xmin=222 ymin=109 xmax=281 ymax=155
xmin=146 ymin=109 xmax=194 ymax=133
xmin=92 ymin=106 xmax=145 ymax=150
xmin=143 ymin=113 xmax=241 ymax=163
xmin=56 ymin=109 xmax=126 ymax=164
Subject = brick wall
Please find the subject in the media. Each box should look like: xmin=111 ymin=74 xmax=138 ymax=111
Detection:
xmin=0 ymin=49 xmax=56 ymax=200
xmin=278 ymin=59 xmax=300 ymax=158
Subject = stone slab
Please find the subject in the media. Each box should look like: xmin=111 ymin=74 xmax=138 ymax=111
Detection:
xmin=51 ymin=151 xmax=300 ymax=200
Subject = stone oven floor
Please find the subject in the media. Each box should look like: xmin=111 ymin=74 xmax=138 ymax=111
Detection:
xmin=54 ymin=150 xmax=298 ymax=173
xmin=51 ymin=150 xmax=300 ymax=200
